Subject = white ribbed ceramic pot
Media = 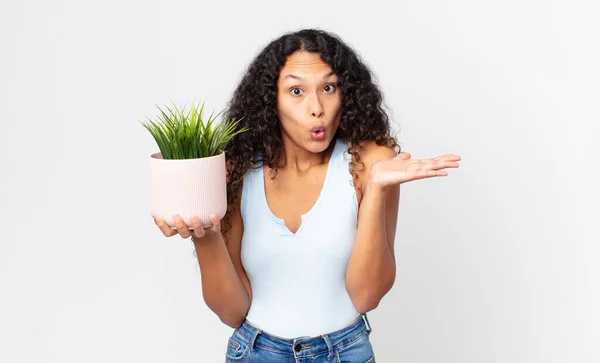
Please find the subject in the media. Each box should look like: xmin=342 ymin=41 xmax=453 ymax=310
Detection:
xmin=149 ymin=152 xmax=227 ymax=229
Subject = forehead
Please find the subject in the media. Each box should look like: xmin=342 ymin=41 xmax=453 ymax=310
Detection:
xmin=279 ymin=51 xmax=335 ymax=79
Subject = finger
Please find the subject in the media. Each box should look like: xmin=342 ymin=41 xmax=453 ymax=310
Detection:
xmin=172 ymin=214 xmax=191 ymax=239
xmin=417 ymin=157 xmax=459 ymax=170
xmin=394 ymin=152 xmax=411 ymax=160
xmin=433 ymin=154 xmax=461 ymax=162
xmin=430 ymin=160 xmax=460 ymax=170
xmin=190 ymin=216 xmax=206 ymax=238
xmin=408 ymin=159 xmax=428 ymax=170
xmin=209 ymin=214 xmax=221 ymax=233
xmin=444 ymin=154 xmax=462 ymax=161
xmin=154 ymin=215 xmax=178 ymax=237
xmin=420 ymin=170 xmax=448 ymax=178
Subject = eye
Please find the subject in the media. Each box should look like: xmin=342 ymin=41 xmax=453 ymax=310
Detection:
xmin=290 ymin=87 xmax=303 ymax=96
xmin=323 ymin=84 xmax=336 ymax=93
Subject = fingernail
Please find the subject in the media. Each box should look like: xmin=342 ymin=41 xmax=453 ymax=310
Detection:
xmin=173 ymin=215 xmax=180 ymax=222
xmin=190 ymin=216 xmax=199 ymax=224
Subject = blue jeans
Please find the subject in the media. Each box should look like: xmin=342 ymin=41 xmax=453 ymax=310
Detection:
xmin=225 ymin=313 xmax=375 ymax=363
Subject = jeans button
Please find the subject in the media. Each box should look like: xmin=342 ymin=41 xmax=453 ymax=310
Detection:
xmin=294 ymin=343 xmax=302 ymax=352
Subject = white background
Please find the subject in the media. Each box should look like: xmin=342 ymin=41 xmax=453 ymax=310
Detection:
xmin=1 ymin=0 xmax=598 ymax=362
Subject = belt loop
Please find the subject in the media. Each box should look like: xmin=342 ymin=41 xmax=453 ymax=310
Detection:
xmin=321 ymin=334 xmax=335 ymax=360
xmin=249 ymin=329 xmax=262 ymax=353
xmin=361 ymin=313 xmax=372 ymax=333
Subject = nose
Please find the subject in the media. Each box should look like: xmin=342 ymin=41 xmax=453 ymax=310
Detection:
xmin=309 ymin=93 xmax=324 ymax=118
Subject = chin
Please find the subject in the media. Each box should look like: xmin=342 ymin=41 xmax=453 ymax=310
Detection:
xmin=305 ymin=138 xmax=334 ymax=153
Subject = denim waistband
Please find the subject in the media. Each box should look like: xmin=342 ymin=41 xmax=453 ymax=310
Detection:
xmin=234 ymin=313 xmax=372 ymax=358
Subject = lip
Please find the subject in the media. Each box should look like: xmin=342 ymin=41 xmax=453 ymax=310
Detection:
xmin=310 ymin=126 xmax=326 ymax=141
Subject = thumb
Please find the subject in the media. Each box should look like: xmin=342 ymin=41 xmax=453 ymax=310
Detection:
xmin=209 ymin=214 xmax=221 ymax=233
xmin=395 ymin=152 xmax=411 ymax=160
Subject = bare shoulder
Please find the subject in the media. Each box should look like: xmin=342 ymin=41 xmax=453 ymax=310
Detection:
xmin=357 ymin=140 xmax=398 ymax=165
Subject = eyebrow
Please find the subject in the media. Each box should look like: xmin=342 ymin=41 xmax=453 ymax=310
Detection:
xmin=283 ymin=71 xmax=336 ymax=80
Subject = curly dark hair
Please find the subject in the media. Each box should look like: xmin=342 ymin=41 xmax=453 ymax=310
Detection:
xmin=221 ymin=28 xmax=400 ymax=241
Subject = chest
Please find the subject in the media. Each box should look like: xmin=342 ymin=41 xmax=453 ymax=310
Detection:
xmin=263 ymin=166 xmax=328 ymax=234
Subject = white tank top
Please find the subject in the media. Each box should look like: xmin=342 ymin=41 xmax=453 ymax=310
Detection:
xmin=239 ymin=137 xmax=360 ymax=338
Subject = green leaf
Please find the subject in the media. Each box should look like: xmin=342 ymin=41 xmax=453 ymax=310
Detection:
xmin=140 ymin=99 xmax=249 ymax=159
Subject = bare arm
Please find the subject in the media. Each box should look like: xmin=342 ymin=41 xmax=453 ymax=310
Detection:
xmin=346 ymin=144 xmax=461 ymax=312
xmin=155 ymin=187 xmax=252 ymax=329
xmin=192 ymin=190 xmax=252 ymax=328
xmin=345 ymin=143 xmax=399 ymax=313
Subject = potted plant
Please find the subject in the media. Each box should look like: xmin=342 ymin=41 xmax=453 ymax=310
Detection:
xmin=141 ymin=99 xmax=247 ymax=229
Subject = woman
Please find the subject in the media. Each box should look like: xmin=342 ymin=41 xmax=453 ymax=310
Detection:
xmin=153 ymin=28 xmax=461 ymax=362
